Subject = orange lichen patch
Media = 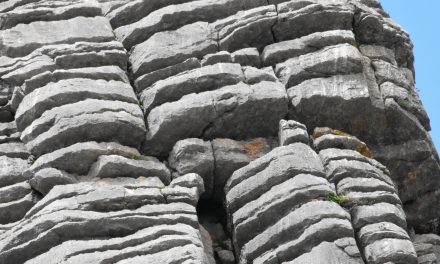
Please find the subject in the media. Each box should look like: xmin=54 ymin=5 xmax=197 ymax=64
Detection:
xmin=313 ymin=127 xmax=332 ymax=139
xmin=242 ymin=138 xmax=266 ymax=158
xmin=405 ymin=171 xmax=418 ymax=183
xmin=357 ymin=144 xmax=373 ymax=158
xmin=332 ymin=129 xmax=352 ymax=137
xmin=313 ymin=127 xmax=352 ymax=139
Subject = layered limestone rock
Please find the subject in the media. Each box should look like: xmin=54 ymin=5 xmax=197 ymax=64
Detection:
xmin=0 ymin=0 xmax=439 ymax=263
xmin=315 ymin=130 xmax=417 ymax=263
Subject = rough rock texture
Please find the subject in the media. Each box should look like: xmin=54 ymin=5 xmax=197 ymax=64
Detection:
xmin=0 ymin=0 xmax=439 ymax=263
xmin=316 ymin=132 xmax=417 ymax=264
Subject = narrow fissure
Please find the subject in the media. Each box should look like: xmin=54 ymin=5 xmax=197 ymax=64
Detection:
xmin=197 ymin=198 xmax=236 ymax=264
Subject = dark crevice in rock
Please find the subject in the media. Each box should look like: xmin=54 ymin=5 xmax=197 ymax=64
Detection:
xmin=197 ymin=198 xmax=236 ymax=264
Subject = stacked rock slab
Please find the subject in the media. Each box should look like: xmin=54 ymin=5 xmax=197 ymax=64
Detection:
xmin=0 ymin=175 xmax=211 ymax=264
xmin=224 ymin=133 xmax=364 ymax=263
xmin=314 ymin=130 xmax=417 ymax=263
xmin=0 ymin=122 xmax=34 ymax=224
xmin=0 ymin=2 xmax=211 ymax=263
xmin=413 ymin=233 xmax=440 ymax=264
xmin=168 ymin=137 xmax=277 ymax=202
xmin=103 ymin=0 xmax=440 ymax=224
xmin=0 ymin=0 xmax=439 ymax=263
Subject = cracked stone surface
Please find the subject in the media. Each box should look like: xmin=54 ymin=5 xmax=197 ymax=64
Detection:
xmin=0 ymin=0 xmax=438 ymax=263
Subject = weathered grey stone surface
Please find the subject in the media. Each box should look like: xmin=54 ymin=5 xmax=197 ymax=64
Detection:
xmin=0 ymin=16 xmax=114 ymax=57
xmin=20 ymin=99 xmax=142 ymax=143
xmin=129 ymin=21 xmax=218 ymax=78
xmin=29 ymin=141 xmax=141 ymax=175
xmin=363 ymin=239 xmax=417 ymax=264
xmin=413 ymin=234 xmax=440 ymax=263
xmin=139 ymin=63 xmax=244 ymax=113
xmin=168 ymin=138 xmax=214 ymax=197
xmin=26 ymin=110 xmax=146 ymax=156
xmin=262 ymin=30 xmax=356 ymax=66
xmin=224 ymin=143 xmax=365 ymax=263
xmin=115 ymin=0 xmax=267 ymax=50
xmin=242 ymin=66 xmax=278 ymax=84
xmin=0 ymin=142 xmax=29 ymax=159
xmin=143 ymin=81 xmax=287 ymax=156
xmin=23 ymin=66 xmax=129 ymax=94
xmin=0 ymin=1 xmax=102 ymax=30
xmin=278 ymin=119 xmax=309 ymax=146
xmin=231 ymin=48 xmax=262 ymax=67
xmin=29 ymin=168 xmax=76 ymax=195
xmin=317 ymin=134 xmax=416 ymax=264
xmin=285 ymin=240 xmax=363 ymax=264
xmin=107 ymin=0 xmax=190 ymax=28
xmin=212 ymin=137 xmax=274 ymax=202
xmin=213 ymin=6 xmax=277 ymax=52
xmin=0 ymin=0 xmax=438 ymax=262
xmin=15 ymin=78 xmax=138 ymax=131
xmin=134 ymin=57 xmax=201 ymax=92
xmin=273 ymin=2 xmax=354 ymax=42
xmin=201 ymin=51 xmax=232 ymax=66
xmin=88 ymin=155 xmax=171 ymax=184
xmin=276 ymin=43 xmax=364 ymax=88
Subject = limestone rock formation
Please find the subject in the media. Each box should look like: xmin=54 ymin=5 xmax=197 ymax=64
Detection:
xmin=0 ymin=0 xmax=439 ymax=263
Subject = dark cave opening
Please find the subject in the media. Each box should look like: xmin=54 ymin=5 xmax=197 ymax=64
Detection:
xmin=197 ymin=198 xmax=236 ymax=264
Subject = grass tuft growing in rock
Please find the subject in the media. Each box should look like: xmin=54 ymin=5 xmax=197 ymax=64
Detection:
xmin=326 ymin=194 xmax=350 ymax=206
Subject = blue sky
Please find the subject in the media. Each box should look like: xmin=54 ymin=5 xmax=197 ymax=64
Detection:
xmin=381 ymin=0 xmax=439 ymax=150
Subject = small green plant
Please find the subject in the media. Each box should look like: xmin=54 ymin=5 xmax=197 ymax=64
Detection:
xmin=27 ymin=156 xmax=35 ymax=165
xmin=130 ymin=155 xmax=141 ymax=160
xmin=243 ymin=79 xmax=253 ymax=85
xmin=396 ymin=98 xmax=410 ymax=109
xmin=326 ymin=194 xmax=350 ymax=205
xmin=352 ymin=40 xmax=361 ymax=49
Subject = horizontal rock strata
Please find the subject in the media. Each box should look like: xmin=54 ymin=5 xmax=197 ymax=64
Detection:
xmin=0 ymin=0 xmax=439 ymax=263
